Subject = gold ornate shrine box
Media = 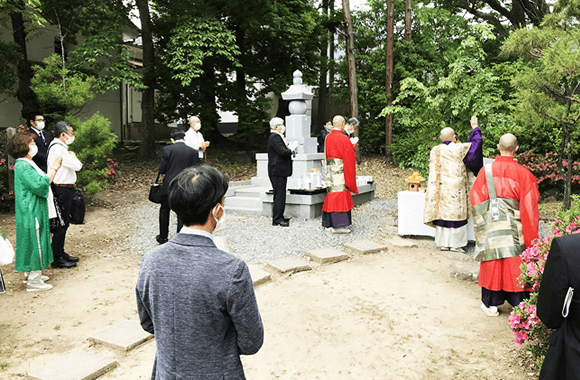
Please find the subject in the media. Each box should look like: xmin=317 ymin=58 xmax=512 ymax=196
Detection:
xmin=405 ymin=172 xmax=426 ymax=192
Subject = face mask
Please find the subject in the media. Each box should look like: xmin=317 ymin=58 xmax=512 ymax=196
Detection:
xmin=279 ymin=126 xmax=285 ymax=134
xmin=212 ymin=203 xmax=226 ymax=232
xmin=35 ymin=121 xmax=45 ymax=130
xmin=325 ymin=125 xmax=332 ymax=131
xmin=28 ymin=144 xmax=38 ymax=157
xmin=65 ymin=135 xmax=75 ymax=145
xmin=194 ymin=123 xmax=201 ymax=131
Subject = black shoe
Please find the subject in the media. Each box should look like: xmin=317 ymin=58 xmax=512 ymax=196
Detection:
xmin=272 ymin=220 xmax=289 ymax=227
xmin=63 ymin=253 xmax=79 ymax=262
xmin=51 ymin=259 xmax=77 ymax=269
xmin=156 ymin=235 xmax=168 ymax=244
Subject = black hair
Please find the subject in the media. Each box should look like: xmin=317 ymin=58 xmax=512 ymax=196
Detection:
xmin=29 ymin=112 xmax=42 ymax=126
xmin=169 ymin=165 xmax=229 ymax=226
xmin=54 ymin=120 xmax=71 ymax=138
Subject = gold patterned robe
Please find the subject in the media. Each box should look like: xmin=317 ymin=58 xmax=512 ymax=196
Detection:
xmin=424 ymin=142 xmax=472 ymax=225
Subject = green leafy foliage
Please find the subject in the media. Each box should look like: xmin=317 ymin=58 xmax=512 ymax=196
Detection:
xmin=380 ymin=22 xmax=517 ymax=169
xmin=66 ymin=113 xmax=117 ymax=197
xmin=31 ymin=54 xmax=95 ymax=114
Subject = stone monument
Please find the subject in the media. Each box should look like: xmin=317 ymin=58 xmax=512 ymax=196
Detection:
xmin=255 ymin=70 xmax=325 ymax=189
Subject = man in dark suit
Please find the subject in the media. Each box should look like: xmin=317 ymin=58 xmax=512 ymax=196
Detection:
xmin=537 ymin=233 xmax=580 ymax=379
xmin=156 ymin=130 xmax=200 ymax=244
xmin=136 ymin=165 xmax=263 ymax=379
xmin=267 ymin=117 xmax=297 ymax=227
xmin=27 ymin=113 xmax=52 ymax=172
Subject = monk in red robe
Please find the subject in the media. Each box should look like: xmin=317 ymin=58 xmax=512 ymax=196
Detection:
xmin=470 ymin=133 xmax=539 ymax=317
xmin=322 ymin=115 xmax=358 ymax=234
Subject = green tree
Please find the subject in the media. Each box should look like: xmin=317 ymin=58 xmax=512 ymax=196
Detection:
xmin=502 ymin=0 xmax=580 ymax=210
xmin=380 ymin=23 xmax=518 ymax=172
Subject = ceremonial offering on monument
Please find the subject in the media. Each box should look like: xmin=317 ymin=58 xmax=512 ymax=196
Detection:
xmin=299 ymin=169 xmax=324 ymax=191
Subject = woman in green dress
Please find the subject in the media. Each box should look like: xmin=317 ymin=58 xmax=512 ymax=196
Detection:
xmin=7 ymin=133 xmax=61 ymax=292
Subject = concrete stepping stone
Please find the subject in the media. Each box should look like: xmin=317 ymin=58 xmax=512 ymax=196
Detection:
xmin=266 ymin=257 xmax=311 ymax=274
xmin=305 ymin=247 xmax=348 ymax=264
xmin=344 ymin=240 xmax=388 ymax=254
xmin=450 ymin=262 xmax=480 ymax=282
xmin=88 ymin=320 xmax=153 ymax=351
xmin=28 ymin=351 xmax=118 ymax=380
xmin=386 ymin=236 xmax=419 ymax=248
xmin=248 ymin=264 xmax=271 ymax=286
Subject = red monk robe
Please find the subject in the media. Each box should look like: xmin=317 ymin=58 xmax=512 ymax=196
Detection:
xmin=470 ymin=156 xmax=540 ymax=293
xmin=322 ymin=129 xmax=358 ymax=213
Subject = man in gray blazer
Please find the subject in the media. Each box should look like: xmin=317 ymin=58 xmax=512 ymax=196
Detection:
xmin=136 ymin=165 xmax=264 ymax=380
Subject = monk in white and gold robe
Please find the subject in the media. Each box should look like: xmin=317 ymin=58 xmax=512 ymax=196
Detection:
xmin=424 ymin=122 xmax=483 ymax=252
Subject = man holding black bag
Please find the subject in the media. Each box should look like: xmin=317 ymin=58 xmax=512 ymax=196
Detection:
xmin=48 ymin=121 xmax=82 ymax=268
xmin=156 ymin=130 xmax=200 ymax=244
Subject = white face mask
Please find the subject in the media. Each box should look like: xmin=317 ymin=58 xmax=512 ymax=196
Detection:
xmin=279 ymin=125 xmax=285 ymax=134
xmin=212 ymin=203 xmax=226 ymax=232
xmin=35 ymin=121 xmax=45 ymax=130
xmin=65 ymin=135 xmax=75 ymax=145
xmin=325 ymin=124 xmax=332 ymax=131
xmin=28 ymin=144 xmax=38 ymax=157
xmin=193 ymin=123 xmax=201 ymax=131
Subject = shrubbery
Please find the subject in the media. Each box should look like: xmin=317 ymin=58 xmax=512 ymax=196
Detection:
xmin=67 ymin=113 xmax=118 ymax=196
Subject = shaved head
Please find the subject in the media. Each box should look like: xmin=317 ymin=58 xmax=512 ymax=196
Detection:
xmin=498 ymin=133 xmax=518 ymax=150
xmin=332 ymin=115 xmax=346 ymax=131
xmin=440 ymin=127 xmax=455 ymax=142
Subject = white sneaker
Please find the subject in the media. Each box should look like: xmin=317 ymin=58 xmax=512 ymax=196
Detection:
xmin=329 ymin=227 xmax=351 ymax=234
xmin=23 ymin=274 xmax=49 ymax=283
xmin=480 ymin=303 xmax=499 ymax=317
xmin=450 ymin=247 xmax=466 ymax=253
xmin=26 ymin=281 xmax=53 ymax=292
xmin=440 ymin=247 xmax=450 ymax=251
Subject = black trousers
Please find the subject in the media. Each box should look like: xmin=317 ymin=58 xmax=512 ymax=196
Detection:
xmin=482 ymin=287 xmax=530 ymax=308
xmin=51 ymin=186 xmax=75 ymax=260
xmin=269 ymin=175 xmax=288 ymax=224
xmin=159 ymin=194 xmax=183 ymax=239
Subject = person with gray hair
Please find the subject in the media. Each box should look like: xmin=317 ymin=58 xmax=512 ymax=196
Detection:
xmin=47 ymin=120 xmax=82 ymax=268
xmin=344 ymin=117 xmax=359 ymax=147
xmin=267 ymin=117 xmax=298 ymax=226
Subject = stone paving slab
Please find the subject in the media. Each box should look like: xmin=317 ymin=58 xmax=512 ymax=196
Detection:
xmin=266 ymin=257 xmax=312 ymax=274
xmin=248 ymin=265 xmax=271 ymax=286
xmin=344 ymin=240 xmax=388 ymax=254
xmin=305 ymin=247 xmax=349 ymax=264
xmin=450 ymin=261 xmax=480 ymax=282
xmin=88 ymin=320 xmax=153 ymax=352
xmin=28 ymin=351 xmax=118 ymax=380
xmin=386 ymin=236 xmax=419 ymax=248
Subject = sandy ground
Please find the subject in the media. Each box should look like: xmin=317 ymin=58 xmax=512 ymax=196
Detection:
xmin=0 ymin=193 xmax=537 ymax=379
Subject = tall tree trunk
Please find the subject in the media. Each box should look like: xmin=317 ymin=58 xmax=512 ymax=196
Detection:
xmin=199 ymin=58 xmax=224 ymax=149
xmin=342 ymin=0 xmax=360 ymax=162
xmin=10 ymin=0 xmax=40 ymax=120
xmin=385 ymin=0 xmax=395 ymax=161
xmin=405 ymin=0 xmax=412 ymax=42
xmin=317 ymin=0 xmax=329 ymax=129
xmin=136 ymin=0 xmax=156 ymax=159
xmin=329 ymin=0 xmax=336 ymax=98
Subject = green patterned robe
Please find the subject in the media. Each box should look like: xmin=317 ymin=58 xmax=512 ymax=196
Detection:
xmin=14 ymin=159 xmax=53 ymax=272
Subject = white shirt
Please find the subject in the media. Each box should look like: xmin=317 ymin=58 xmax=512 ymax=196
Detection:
xmin=47 ymin=139 xmax=82 ymax=185
xmin=185 ymin=128 xmax=204 ymax=159
xmin=179 ymin=226 xmax=214 ymax=242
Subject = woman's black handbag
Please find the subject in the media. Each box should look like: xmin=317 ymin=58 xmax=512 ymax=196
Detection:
xmin=149 ymin=173 xmax=163 ymax=204
xmin=70 ymin=192 xmax=85 ymax=224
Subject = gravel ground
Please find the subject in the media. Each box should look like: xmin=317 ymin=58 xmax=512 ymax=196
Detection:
xmin=117 ymin=197 xmax=551 ymax=264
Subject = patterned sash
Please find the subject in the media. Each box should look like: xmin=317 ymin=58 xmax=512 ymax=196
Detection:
xmin=323 ymin=158 xmax=346 ymax=193
xmin=472 ymin=164 xmax=525 ymax=262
